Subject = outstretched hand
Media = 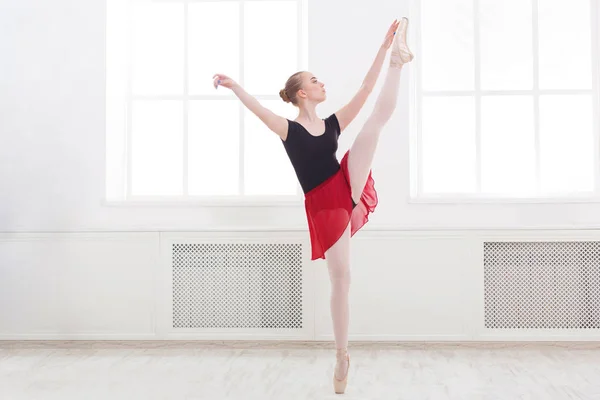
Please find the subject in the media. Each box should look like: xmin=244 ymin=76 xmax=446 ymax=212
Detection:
xmin=212 ymin=73 xmax=236 ymax=90
xmin=381 ymin=19 xmax=400 ymax=50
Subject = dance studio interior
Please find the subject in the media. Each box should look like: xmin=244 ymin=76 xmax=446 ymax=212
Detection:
xmin=1 ymin=0 xmax=599 ymax=398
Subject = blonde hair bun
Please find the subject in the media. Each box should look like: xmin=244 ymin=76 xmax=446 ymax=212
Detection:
xmin=279 ymin=89 xmax=291 ymax=103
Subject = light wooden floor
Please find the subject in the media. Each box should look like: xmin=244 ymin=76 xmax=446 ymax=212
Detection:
xmin=1 ymin=341 xmax=599 ymax=399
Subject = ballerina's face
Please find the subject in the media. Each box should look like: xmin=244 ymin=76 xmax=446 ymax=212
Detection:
xmin=297 ymin=72 xmax=326 ymax=104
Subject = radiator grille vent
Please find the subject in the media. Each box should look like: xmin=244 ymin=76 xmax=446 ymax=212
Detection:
xmin=484 ymin=241 xmax=600 ymax=329
xmin=172 ymin=243 xmax=302 ymax=329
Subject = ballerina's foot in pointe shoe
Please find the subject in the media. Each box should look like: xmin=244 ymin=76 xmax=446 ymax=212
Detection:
xmin=390 ymin=17 xmax=414 ymax=68
xmin=333 ymin=348 xmax=350 ymax=394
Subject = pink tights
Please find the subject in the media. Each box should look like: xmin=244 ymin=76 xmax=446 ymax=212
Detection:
xmin=324 ymin=65 xmax=403 ymax=379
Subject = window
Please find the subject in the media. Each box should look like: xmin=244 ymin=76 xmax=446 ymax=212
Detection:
xmin=106 ymin=0 xmax=308 ymax=203
xmin=411 ymin=0 xmax=600 ymax=200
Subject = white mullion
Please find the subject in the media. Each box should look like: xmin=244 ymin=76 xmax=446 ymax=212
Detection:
xmin=591 ymin=0 xmax=600 ymax=194
xmin=421 ymin=89 xmax=593 ymax=96
xmin=532 ymin=0 xmax=541 ymax=195
xmin=473 ymin=0 xmax=482 ymax=193
xmin=126 ymin=0 xmax=134 ymax=200
xmin=239 ymin=1 xmax=245 ymax=196
xmin=414 ymin=0 xmax=424 ymax=197
xmin=183 ymin=1 xmax=189 ymax=197
xmin=296 ymin=0 xmax=303 ymax=83
xmin=296 ymin=0 xmax=304 ymax=197
xmin=131 ymin=94 xmax=280 ymax=100
xmin=300 ymin=0 xmax=308 ymax=71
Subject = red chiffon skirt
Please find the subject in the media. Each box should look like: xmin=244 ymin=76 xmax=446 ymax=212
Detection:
xmin=304 ymin=151 xmax=378 ymax=260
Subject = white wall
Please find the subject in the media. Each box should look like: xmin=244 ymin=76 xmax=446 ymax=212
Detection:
xmin=0 ymin=232 xmax=158 ymax=338
xmin=3 ymin=229 xmax=600 ymax=341
xmin=1 ymin=0 xmax=600 ymax=341
xmin=1 ymin=0 xmax=600 ymax=233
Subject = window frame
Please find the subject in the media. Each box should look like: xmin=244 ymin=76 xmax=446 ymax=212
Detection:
xmin=106 ymin=0 xmax=308 ymax=206
xmin=409 ymin=0 xmax=600 ymax=204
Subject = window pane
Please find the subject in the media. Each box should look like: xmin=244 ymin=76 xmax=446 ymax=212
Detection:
xmin=189 ymin=2 xmax=240 ymax=96
xmin=480 ymin=0 xmax=533 ymax=90
xmin=421 ymin=0 xmax=474 ymax=91
xmin=481 ymin=96 xmax=535 ymax=195
xmin=132 ymin=3 xmax=184 ymax=95
xmin=106 ymin=0 xmax=128 ymax=200
xmin=244 ymin=1 xmax=298 ymax=95
xmin=421 ymin=96 xmax=477 ymax=193
xmin=244 ymin=101 xmax=297 ymax=195
xmin=132 ymin=101 xmax=183 ymax=196
xmin=539 ymin=95 xmax=594 ymax=193
xmin=538 ymin=0 xmax=592 ymax=90
xmin=189 ymin=101 xmax=240 ymax=195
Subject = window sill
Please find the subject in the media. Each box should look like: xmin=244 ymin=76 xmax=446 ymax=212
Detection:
xmin=409 ymin=194 xmax=600 ymax=205
xmin=103 ymin=196 xmax=303 ymax=208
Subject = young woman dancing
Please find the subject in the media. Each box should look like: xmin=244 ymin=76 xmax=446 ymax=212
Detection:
xmin=213 ymin=17 xmax=413 ymax=394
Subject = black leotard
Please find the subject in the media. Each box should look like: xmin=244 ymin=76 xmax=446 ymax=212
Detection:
xmin=281 ymin=114 xmax=341 ymax=194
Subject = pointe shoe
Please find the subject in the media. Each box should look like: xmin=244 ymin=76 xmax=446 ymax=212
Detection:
xmin=333 ymin=353 xmax=350 ymax=394
xmin=390 ymin=17 xmax=414 ymax=67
